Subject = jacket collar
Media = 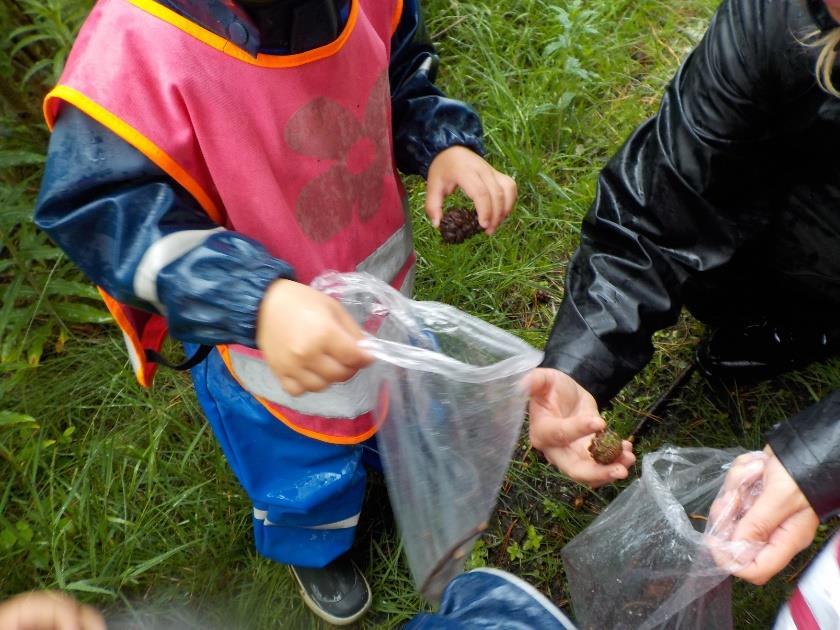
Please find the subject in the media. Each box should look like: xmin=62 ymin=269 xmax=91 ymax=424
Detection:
xmin=156 ymin=0 xmax=348 ymax=56
xmin=159 ymin=0 xmax=262 ymax=55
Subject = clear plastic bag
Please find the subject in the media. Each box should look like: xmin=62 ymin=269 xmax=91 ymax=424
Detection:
xmin=313 ymin=271 xmax=543 ymax=602
xmin=561 ymin=447 xmax=767 ymax=630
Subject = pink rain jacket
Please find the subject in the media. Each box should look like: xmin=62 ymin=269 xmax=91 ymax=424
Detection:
xmin=44 ymin=0 xmax=414 ymax=443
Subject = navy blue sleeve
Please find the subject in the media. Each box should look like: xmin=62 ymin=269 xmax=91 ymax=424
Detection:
xmin=35 ymin=104 xmax=294 ymax=348
xmin=389 ymin=0 xmax=485 ymax=178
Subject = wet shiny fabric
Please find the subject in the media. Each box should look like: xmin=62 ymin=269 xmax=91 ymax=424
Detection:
xmin=768 ymin=391 xmax=840 ymax=520
xmin=542 ymin=0 xmax=840 ymax=405
xmin=406 ymin=569 xmax=576 ymax=629
xmin=188 ymin=344 xmax=370 ymax=567
xmin=540 ymin=0 xmax=840 ymax=513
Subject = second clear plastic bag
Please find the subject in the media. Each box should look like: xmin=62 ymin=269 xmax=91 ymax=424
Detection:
xmin=313 ymin=272 xmax=543 ymax=602
xmin=561 ymin=447 xmax=766 ymax=630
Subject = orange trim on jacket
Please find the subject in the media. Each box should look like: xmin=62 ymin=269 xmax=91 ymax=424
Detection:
xmin=43 ymin=86 xmax=224 ymax=224
xmin=391 ymin=0 xmax=404 ymax=34
xmin=98 ymin=289 xmax=151 ymax=386
xmin=97 ymin=289 xmax=168 ymax=388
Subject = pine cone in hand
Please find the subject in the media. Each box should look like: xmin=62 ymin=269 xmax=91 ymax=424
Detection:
xmin=439 ymin=207 xmax=482 ymax=244
xmin=588 ymin=430 xmax=623 ymax=465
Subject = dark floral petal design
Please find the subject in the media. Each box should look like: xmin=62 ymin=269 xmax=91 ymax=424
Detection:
xmin=285 ymin=97 xmax=363 ymax=160
xmin=362 ymin=71 xmax=390 ymax=138
xmin=345 ymin=137 xmax=378 ymax=175
xmin=295 ymin=164 xmax=356 ymax=242
xmin=286 ymin=71 xmax=394 ymax=239
xmin=356 ymin=156 xmax=388 ymax=221
xmin=356 ymin=71 xmax=393 ymax=221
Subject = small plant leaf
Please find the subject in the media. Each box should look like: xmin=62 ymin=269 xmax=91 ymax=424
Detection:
xmin=0 ymin=411 xmax=37 ymax=427
xmin=53 ymin=302 xmax=110 ymax=325
xmin=0 ymin=528 xmax=16 ymax=550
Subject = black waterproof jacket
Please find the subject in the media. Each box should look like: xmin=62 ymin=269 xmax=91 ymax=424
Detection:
xmin=542 ymin=0 xmax=840 ymax=520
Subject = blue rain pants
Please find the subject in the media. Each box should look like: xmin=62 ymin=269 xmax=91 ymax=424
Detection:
xmin=188 ymin=344 xmax=376 ymax=567
xmin=406 ymin=568 xmax=577 ymax=629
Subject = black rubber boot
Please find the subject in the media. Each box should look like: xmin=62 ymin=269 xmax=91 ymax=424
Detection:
xmin=290 ymin=555 xmax=371 ymax=626
xmin=696 ymin=321 xmax=840 ymax=384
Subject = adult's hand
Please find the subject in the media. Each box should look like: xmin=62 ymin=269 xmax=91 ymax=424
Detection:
xmin=526 ymin=368 xmax=635 ymax=488
xmin=710 ymin=446 xmax=819 ymax=585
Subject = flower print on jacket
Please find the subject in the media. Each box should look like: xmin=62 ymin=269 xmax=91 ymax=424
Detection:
xmin=285 ymin=72 xmax=392 ymax=242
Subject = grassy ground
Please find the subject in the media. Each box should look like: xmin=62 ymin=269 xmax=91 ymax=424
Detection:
xmin=2 ymin=0 xmax=839 ymax=627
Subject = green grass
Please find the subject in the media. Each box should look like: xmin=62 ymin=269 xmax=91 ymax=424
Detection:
xmin=2 ymin=0 xmax=838 ymax=627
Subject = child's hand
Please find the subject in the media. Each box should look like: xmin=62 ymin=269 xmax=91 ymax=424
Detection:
xmin=257 ymin=280 xmax=373 ymax=396
xmin=426 ymin=146 xmax=517 ymax=235
xmin=0 ymin=591 xmax=105 ymax=630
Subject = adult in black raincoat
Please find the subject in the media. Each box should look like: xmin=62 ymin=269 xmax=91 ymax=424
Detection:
xmin=527 ymin=0 xmax=840 ymax=587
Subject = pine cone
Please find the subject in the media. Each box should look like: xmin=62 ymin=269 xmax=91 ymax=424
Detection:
xmin=588 ymin=429 xmax=623 ymax=465
xmin=439 ymin=207 xmax=482 ymax=244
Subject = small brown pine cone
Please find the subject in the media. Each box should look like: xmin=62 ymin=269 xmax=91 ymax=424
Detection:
xmin=588 ymin=429 xmax=623 ymax=465
xmin=439 ymin=207 xmax=482 ymax=244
